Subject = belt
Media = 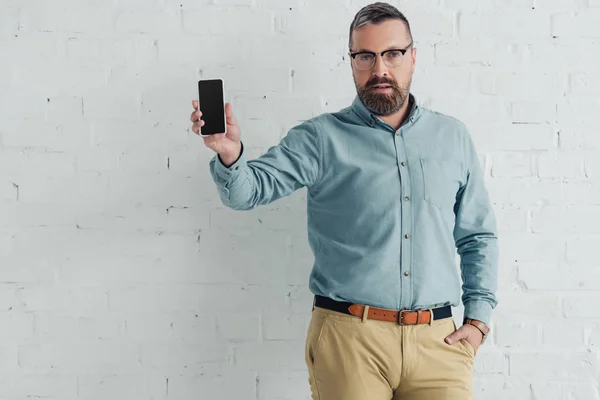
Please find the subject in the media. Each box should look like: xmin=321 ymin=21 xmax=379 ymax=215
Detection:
xmin=313 ymin=295 xmax=452 ymax=325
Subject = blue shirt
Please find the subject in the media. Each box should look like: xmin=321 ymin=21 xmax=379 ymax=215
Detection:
xmin=209 ymin=95 xmax=499 ymax=325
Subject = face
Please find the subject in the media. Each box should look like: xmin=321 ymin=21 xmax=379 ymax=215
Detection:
xmin=350 ymin=19 xmax=416 ymax=116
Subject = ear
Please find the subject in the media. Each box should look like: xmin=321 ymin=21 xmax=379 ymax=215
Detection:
xmin=410 ymin=47 xmax=417 ymax=74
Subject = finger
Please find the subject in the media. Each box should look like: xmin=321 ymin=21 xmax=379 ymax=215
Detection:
xmin=225 ymin=103 xmax=238 ymax=127
xmin=445 ymin=328 xmax=466 ymax=344
xmin=192 ymin=120 xmax=205 ymax=134
xmin=190 ymin=110 xmax=203 ymax=122
xmin=192 ymin=100 xmax=198 ymax=110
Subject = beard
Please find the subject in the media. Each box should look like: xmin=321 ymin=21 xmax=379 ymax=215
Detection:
xmin=355 ymin=75 xmax=411 ymax=116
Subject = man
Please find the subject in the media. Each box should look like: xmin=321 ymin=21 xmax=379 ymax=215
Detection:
xmin=190 ymin=2 xmax=498 ymax=399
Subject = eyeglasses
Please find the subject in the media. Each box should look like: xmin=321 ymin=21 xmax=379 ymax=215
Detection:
xmin=349 ymin=43 xmax=413 ymax=71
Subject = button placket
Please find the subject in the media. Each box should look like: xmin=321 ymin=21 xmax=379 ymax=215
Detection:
xmin=396 ymin=131 xmax=412 ymax=310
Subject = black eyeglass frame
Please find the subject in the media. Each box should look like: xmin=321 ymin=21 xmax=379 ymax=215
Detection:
xmin=349 ymin=42 xmax=414 ymax=69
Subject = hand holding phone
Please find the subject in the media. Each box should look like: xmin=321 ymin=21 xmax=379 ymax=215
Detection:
xmin=190 ymin=79 xmax=242 ymax=165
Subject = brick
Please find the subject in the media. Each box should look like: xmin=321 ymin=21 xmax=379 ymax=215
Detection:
xmin=20 ymin=285 xmax=108 ymax=313
xmin=584 ymin=151 xmax=600 ymax=179
xmin=108 ymin=284 xmax=205 ymax=313
xmin=166 ymin=371 xmax=256 ymax=399
xmin=196 ymin=231 xmax=288 ymax=285
xmin=408 ymin=11 xmax=456 ymax=38
xmin=442 ymin=0 xmax=534 ymax=10
xmin=490 ymin=152 xmax=535 ymax=178
xmin=82 ymin=91 xmax=141 ymax=119
xmin=77 ymin=375 xmax=152 ymax=399
xmin=495 ymin=320 xmax=540 ymax=346
xmin=564 ymin=295 xmax=600 ymax=318
xmin=564 ymin=182 xmax=600 ymax=205
xmin=435 ymin=39 xmax=523 ymax=68
xmin=263 ymin=311 xmax=309 ymax=340
xmin=34 ymin=313 xmax=123 ymax=341
xmin=427 ymin=95 xmax=510 ymax=128
xmin=566 ymin=238 xmax=600 ymax=263
xmin=538 ymin=150 xmax=586 ymax=179
xmin=123 ymin=312 xmax=216 ymax=344
xmin=459 ymin=11 xmax=551 ymax=39
xmin=197 ymin=284 xmax=290 ymax=314
xmin=570 ymin=72 xmax=600 ymax=95
xmin=18 ymin=341 xmax=139 ymax=373
xmin=519 ymin=264 xmax=600 ymax=291
xmin=510 ymin=351 xmax=598 ymax=379
xmin=473 ymin=377 xmax=561 ymax=399
xmin=553 ymin=12 xmax=600 ymax=38
xmin=235 ymin=340 xmax=306 ymax=371
xmin=0 ymin=312 xmax=34 ymax=341
xmin=138 ymin=342 xmax=230 ymax=370
xmin=114 ymin=9 xmax=180 ymax=34
xmin=525 ymin=39 xmax=599 ymax=71
xmin=258 ymin=371 xmax=311 ymax=400
xmin=276 ymin=8 xmax=353 ymax=38
xmin=0 ymin=88 xmax=47 ymax=121
xmin=217 ymin=312 xmax=260 ymax=341
xmin=534 ymin=0 xmax=588 ymax=10
xmin=563 ymin=383 xmax=600 ymax=400
xmin=532 ymin=206 xmax=600 ymax=234
xmin=1 ymin=374 xmax=77 ymax=398
xmin=499 ymin=233 xmax=565 ymax=262
xmin=495 ymin=207 xmax=528 ymax=233
xmin=493 ymin=72 xmax=568 ymax=100
xmin=558 ymin=123 xmax=600 ymax=150
xmin=411 ymin=67 xmax=471 ymax=99
xmin=493 ymin=292 xmax=561 ymax=318
xmin=541 ymin=321 xmax=586 ymax=345
xmin=0 ymin=149 xmax=76 ymax=179
xmin=183 ymin=8 xmax=274 ymax=36
xmin=20 ymin=7 xmax=112 ymax=34
xmin=489 ymin=123 xmax=557 ymax=151
xmin=510 ymin=101 xmax=557 ymax=123
xmin=0 ymin=7 xmax=19 ymax=35
xmin=1 ymin=119 xmax=91 ymax=152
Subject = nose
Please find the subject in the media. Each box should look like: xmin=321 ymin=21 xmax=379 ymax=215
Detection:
xmin=371 ymin=54 xmax=388 ymax=78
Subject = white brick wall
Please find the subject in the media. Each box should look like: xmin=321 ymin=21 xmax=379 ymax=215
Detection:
xmin=1 ymin=0 xmax=599 ymax=399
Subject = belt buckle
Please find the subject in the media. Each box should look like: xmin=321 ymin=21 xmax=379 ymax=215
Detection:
xmin=398 ymin=309 xmax=409 ymax=325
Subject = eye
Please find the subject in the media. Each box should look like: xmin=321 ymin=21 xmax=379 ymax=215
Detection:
xmin=358 ymin=53 xmax=374 ymax=62
xmin=386 ymin=51 xmax=402 ymax=58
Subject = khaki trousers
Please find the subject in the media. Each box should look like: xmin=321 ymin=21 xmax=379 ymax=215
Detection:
xmin=305 ymin=306 xmax=475 ymax=400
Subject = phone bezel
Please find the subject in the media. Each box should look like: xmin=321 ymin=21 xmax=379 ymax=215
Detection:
xmin=198 ymin=78 xmax=227 ymax=137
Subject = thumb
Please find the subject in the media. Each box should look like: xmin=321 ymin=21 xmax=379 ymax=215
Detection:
xmin=225 ymin=103 xmax=238 ymax=127
xmin=445 ymin=328 xmax=466 ymax=345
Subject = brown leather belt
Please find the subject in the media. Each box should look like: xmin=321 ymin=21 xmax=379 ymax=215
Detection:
xmin=313 ymin=295 xmax=452 ymax=325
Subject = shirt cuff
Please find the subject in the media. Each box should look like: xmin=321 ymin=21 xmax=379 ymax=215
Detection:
xmin=213 ymin=142 xmax=247 ymax=182
xmin=463 ymin=300 xmax=493 ymax=326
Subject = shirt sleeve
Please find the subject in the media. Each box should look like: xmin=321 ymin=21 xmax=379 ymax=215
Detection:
xmin=209 ymin=119 xmax=322 ymax=210
xmin=453 ymin=128 xmax=499 ymax=326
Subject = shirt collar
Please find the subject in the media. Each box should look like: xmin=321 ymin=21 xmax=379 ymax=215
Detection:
xmin=351 ymin=93 xmax=420 ymax=128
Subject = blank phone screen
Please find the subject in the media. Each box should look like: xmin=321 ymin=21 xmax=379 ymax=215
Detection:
xmin=198 ymin=79 xmax=226 ymax=135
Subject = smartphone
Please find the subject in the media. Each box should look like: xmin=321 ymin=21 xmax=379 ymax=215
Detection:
xmin=197 ymin=79 xmax=226 ymax=136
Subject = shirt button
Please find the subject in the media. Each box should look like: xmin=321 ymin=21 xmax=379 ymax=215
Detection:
xmin=395 ymin=131 xmax=400 ymax=136
xmin=369 ymin=120 xmax=375 ymax=126
xmin=404 ymin=196 xmax=409 ymax=201
xmin=404 ymin=271 xmax=410 ymax=277
xmin=401 ymin=161 xmax=406 ymax=166
xmin=405 ymin=234 xmax=410 ymax=239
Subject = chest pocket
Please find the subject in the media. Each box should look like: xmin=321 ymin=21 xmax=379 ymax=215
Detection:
xmin=419 ymin=158 xmax=464 ymax=211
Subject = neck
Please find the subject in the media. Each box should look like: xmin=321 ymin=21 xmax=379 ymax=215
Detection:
xmin=379 ymin=97 xmax=412 ymax=131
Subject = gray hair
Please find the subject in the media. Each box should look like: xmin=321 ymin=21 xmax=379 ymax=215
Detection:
xmin=349 ymin=2 xmax=413 ymax=49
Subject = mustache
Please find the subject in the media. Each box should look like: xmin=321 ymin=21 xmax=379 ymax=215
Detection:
xmin=365 ymin=77 xmax=399 ymax=89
